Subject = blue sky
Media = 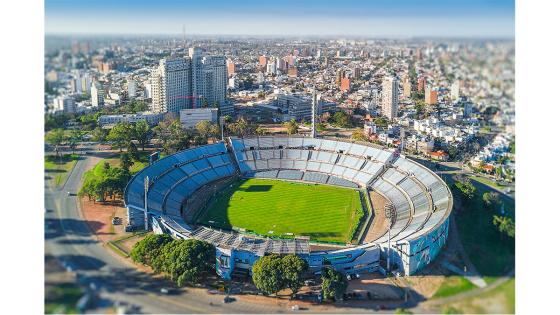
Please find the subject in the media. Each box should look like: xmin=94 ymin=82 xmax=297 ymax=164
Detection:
xmin=45 ymin=0 xmax=515 ymax=37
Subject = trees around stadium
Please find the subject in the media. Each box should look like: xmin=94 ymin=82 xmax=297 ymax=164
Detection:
xmin=351 ymin=129 xmax=369 ymax=142
xmin=132 ymin=237 xmax=216 ymax=287
xmin=492 ymin=215 xmax=515 ymax=241
xmin=321 ymin=268 xmax=348 ymax=301
xmin=482 ymin=192 xmax=500 ymax=208
xmin=284 ymin=119 xmax=299 ymax=135
xmin=91 ymin=126 xmax=108 ymax=143
xmin=45 ymin=128 xmax=66 ymax=156
xmin=78 ymin=161 xmax=131 ymax=202
xmin=454 ymin=177 xmax=477 ymax=203
xmin=107 ymin=122 xmax=134 ymax=152
xmin=130 ymin=234 xmax=173 ymax=266
xmin=251 ymin=254 xmax=309 ymax=296
xmin=153 ymin=117 xmax=195 ymax=154
xmin=332 ymin=111 xmax=353 ymax=128
xmin=134 ymin=120 xmax=151 ymax=151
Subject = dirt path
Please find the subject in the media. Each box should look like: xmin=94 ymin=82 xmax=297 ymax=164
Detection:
xmin=362 ymin=190 xmax=389 ymax=243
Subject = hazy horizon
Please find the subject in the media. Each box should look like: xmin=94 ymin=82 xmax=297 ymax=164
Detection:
xmin=45 ymin=0 xmax=515 ymax=38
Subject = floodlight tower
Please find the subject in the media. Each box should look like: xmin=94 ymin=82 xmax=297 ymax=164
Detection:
xmin=384 ymin=203 xmax=396 ymax=272
xmin=311 ymin=86 xmax=317 ymax=138
xmin=144 ymin=176 xmax=150 ymax=231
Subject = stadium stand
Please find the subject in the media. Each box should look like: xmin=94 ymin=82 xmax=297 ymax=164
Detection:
xmin=125 ymin=136 xmax=452 ymax=277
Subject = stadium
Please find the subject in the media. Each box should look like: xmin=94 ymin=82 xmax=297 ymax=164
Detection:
xmin=125 ymin=136 xmax=453 ymax=280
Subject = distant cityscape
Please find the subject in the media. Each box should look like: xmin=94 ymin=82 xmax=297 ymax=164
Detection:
xmin=45 ymin=36 xmax=515 ymax=180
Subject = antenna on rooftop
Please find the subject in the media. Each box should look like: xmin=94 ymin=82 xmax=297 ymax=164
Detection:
xmin=182 ymin=24 xmax=186 ymax=48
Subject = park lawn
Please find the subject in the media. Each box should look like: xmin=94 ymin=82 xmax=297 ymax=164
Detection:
xmin=452 ymin=179 xmax=515 ymax=277
xmin=44 ymin=154 xmax=79 ymax=187
xmin=433 ymin=276 xmax=477 ymax=298
xmin=439 ymin=278 xmax=515 ymax=314
xmin=197 ymin=178 xmax=363 ymax=244
xmin=468 ymin=175 xmax=504 ymax=190
xmin=44 ymin=282 xmax=83 ymax=314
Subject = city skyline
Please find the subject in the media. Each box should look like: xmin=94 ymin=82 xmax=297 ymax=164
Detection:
xmin=45 ymin=0 xmax=515 ymax=38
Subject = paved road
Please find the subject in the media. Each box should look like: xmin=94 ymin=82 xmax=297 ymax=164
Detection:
xmin=44 ymin=149 xmax=389 ymax=314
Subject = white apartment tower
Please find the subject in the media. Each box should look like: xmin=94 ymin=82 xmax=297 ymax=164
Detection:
xmin=150 ymin=58 xmax=192 ymax=114
xmin=201 ymin=55 xmax=227 ymax=108
xmin=189 ymin=47 xmax=204 ymax=107
xmin=91 ymin=82 xmax=104 ymax=107
xmin=381 ymin=76 xmax=398 ymax=119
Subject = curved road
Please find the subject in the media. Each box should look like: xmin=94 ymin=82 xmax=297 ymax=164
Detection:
xmin=45 ymin=150 xmax=382 ymax=314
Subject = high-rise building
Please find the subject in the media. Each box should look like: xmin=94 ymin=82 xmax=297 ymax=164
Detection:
xmin=189 ymin=47 xmax=204 ymax=108
xmin=340 ymin=77 xmax=351 ymax=92
xmin=417 ymin=76 xmax=427 ymax=92
xmin=451 ymin=81 xmax=460 ymax=100
xmin=127 ymin=77 xmax=137 ymax=100
xmin=150 ymin=58 xmax=192 ymax=114
xmin=353 ymin=67 xmax=361 ymax=79
xmin=226 ymin=59 xmax=236 ymax=77
xmin=53 ymin=95 xmax=76 ymax=114
xmin=201 ymin=55 xmax=227 ymax=108
xmin=259 ymin=55 xmax=268 ymax=68
xmin=266 ymin=59 xmax=277 ymax=75
xmin=91 ymin=82 xmax=104 ymax=107
xmin=403 ymin=80 xmax=412 ymax=98
xmin=287 ymin=66 xmax=298 ymax=78
xmin=425 ymin=87 xmax=438 ymax=105
xmin=381 ymin=76 xmax=399 ymax=119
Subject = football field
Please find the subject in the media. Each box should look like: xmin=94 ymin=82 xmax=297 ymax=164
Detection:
xmin=196 ymin=178 xmax=364 ymax=243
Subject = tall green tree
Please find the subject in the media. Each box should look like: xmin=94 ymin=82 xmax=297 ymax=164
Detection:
xmin=281 ymin=255 xmax=308 ymax=297
xmin=157 ymin=239 xmax=215 ymax=286
xmin=45 ymin=128 xmax=66 ymax=156
xmin=321 ymin=268 xmax=348 ymax=301
xmin=493 ymin=215 xmax=515 ymax=240
xmin=130 ymin=234 xmax=173 ymax=266
xmin=120 ymin=153 xmax=133 ymax=172
xmin=91 ymin=126 xmax=108 ymax=143
xmin=195 ymin=120 xmax=213 ymax=140
xmin=134 ymin=120 xmax=151 ymax=151
xmin=332 ymin=111 xmax=352 ymax=128
xmin=252 ymin=254 xmax=285 ymax=295
xmin=107 ymin=122 xmax=134 ymax=152
xmin=351 ymin=129 xmax=368 ymax=142
xmin=68 ymin=129 xmax=83 ymax=154
xmin=455 ymin=178 xmax=476 ymax=202
xmin=284 ymin=119 xmax=299 ymax=135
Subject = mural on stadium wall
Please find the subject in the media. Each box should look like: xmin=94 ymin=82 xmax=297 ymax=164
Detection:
xmin=406 ymin=217 xmax=449 ymax=274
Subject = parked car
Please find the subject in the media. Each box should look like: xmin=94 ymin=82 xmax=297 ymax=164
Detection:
xmin=112 ymin=217 xmax=121 ymax=225
xmin=223 ymin=296 xmax=236 ymax=303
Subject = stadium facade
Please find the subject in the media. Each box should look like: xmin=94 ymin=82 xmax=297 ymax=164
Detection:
xmin=125 ymin=136 xmax=452 ymax=279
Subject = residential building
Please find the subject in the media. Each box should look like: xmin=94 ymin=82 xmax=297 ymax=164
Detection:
xmin=180 ymin=108 xmax=218 ymax=128
xmin=150 ymin=57 xmax=192 ymax=114
xmin=381 ymin=76 xmax=398 ymax=119
xmin=226 ymin=59 xmax=236 ymax=77
xmin=91 ymin=82 xmax=104 ymax=107
xmin=98 ymin=112 xmax=165 ymax=127
xmin=201 ymin=55 xmax=228 ymax=108
xmin=425 ymin=87 xmax=438 ymax=105
xmin=53 ymin=95 xmax=76 ymax=114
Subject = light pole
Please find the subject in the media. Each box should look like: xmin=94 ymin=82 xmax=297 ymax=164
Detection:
xmin=144 ymin=176 xmax=149 ymax=231
xmin=384 ymin=203 xmax=396 ymax=273
xmin=219 ymin=116 xmax=226 ymax=141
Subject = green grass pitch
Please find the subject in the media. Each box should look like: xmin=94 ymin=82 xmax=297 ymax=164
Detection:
xmin=196 ymin=178 xmax=364 ymax=243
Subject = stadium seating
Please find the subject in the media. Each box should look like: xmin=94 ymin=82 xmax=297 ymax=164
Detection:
xmin=125 ymin=136 xmax=453 ymax=277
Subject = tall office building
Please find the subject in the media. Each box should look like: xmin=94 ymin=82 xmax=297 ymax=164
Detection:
xmin=226 ymin=59 xmax=236 ymax=77
xmin=381 ymin=76 xmax=399 ymax=119
xmin=403 ymin=80 xmax=412 ymax=98
xmin=451 ymin=81 xmax=460 ymax=100
xmin=127 ymin=77 xmax=137 ymax=100
xmin=425 ymin=86 xmax=438 ymax=105
xmin=200 ymin=56 xmax=227 ymax=108
xmin=53 ymin=95 xmax=76 ymax=114
xmin=91 ymin=82 xmax=104 ymax=107
xmin=150 ymin=58 xmax=192 ymax=114
xmin=189 ymin=47 xmax=204 ymax=108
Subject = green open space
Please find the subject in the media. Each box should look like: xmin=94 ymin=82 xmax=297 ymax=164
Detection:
xmin=45 ymin=282 xmax=83 ymax=314
xmin=468 ymin=175 xmax=506 ymax=190
xmin=44 ymin=154 xmax=79 ymax=187
xmin=451 ymin=177 xmax=515 ymax=277
xmin=197 ymin=178 xmax=364 ymax=244
xmin=433 ymin=276 xmax=477 ymax=298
